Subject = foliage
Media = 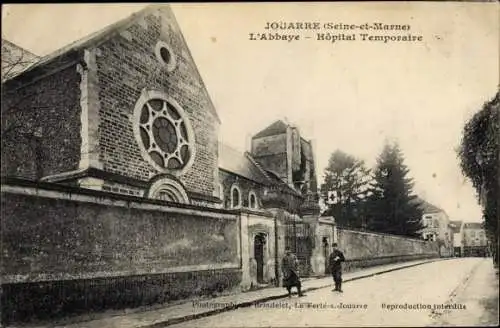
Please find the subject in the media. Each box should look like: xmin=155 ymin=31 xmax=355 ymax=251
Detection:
xmin=1 ymin=40 xmax=39 ymax=83
xmin=320 ymin=150 xmax=372 ymax=228
xmin=458 ymin=90 xmax=499 ymax=265
xmin=365 ymin=142 xmax=424 ymax=237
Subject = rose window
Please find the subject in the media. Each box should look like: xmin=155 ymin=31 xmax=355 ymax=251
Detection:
xmin=134 ymin=94 xmax=195 ymax=173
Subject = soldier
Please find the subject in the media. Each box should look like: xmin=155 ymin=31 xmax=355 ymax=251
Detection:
xmin=329 ymin=243 xmax=346 ymax=292
xmin=281 ymin=247 xmax=305 ymax=297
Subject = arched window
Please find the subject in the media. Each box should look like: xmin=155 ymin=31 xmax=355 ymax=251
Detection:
xmin=230 ymin=185 xmax=241 ymax=208
xmin=147 ymin=177 xmax=190 ymax=204
xmin=248 ymin=191 xmax=258 ymax=209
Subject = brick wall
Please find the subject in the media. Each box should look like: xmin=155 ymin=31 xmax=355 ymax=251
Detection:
xmin=102 ymin=181 xmax=144 ymax=197
xmin=92 ymin=7 xmax=219 ymax=197
xmin=1 ymin=66 xmax=82 ymax=179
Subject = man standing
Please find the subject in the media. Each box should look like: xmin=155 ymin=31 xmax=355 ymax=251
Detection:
xmin=281 ymin=247 xmax=305 ymax=297
xmin=329 ymin=243 xmax=346 ymax=292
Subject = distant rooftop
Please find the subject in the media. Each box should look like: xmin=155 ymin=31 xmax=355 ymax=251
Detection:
xmin=413 ymin=196 xmax=444 ymax=214
xmin=463 ymin=222 xmax=484 ymax=230
xmin=253 ymin=120 xmax=289 ymax=139
xmin=218 ymin=143 xmax=270 ymax=185
xmin=449 ymin=220 xmax=463 ymax=233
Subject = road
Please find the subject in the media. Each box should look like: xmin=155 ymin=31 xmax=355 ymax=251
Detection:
xmin=170 ymin=258 xmax=498 ymax=327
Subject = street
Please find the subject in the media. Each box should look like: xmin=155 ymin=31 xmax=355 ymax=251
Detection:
xmin=170 ymin=258 xmax=498 ymax=327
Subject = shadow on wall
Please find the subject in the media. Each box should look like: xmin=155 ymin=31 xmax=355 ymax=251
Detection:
xmin=1 ymin=181 xmax=242 ymax=325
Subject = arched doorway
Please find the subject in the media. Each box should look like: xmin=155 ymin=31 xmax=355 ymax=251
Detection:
xmin=254 ymin=233 xmax=266 ymax=283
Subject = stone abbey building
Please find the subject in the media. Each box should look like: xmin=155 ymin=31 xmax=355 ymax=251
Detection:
xmin=2 ymin=5 xmax=319 ymax=212
xmin=1 ymin=6 xmax=441 ymax=324
xmin=1 ymin=5 xmax=335 ymax=323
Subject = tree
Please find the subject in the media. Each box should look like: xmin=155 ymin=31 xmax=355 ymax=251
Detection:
xmin=458 ymin=90 xmax=499 ymax=267
xmin=365 ymin=142 xmax=424 ymax=237
xmin=1 ymin=39 xmax=39 ymax=83
xmin=320 ymin=150 xmax=372 ymax=228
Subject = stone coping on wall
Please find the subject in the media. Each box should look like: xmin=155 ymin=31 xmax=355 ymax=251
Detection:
xmin=0 ymin=177 xmax=238 ymax=219
xmin=338 ymin=227 xmax=432 ymax=243
xmin=318 ymin=216 xmax=335 ymax=225
xmin=345 ymin=253 xmax=439 ymax=263
xmin=2 ymin=263 xmax=241 ymax=284
xmin=237 ymin=207 xmax=275 ymax=218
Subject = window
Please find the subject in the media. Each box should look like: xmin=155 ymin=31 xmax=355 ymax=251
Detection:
xmin=155 ymin=41 xmax=177 ymax=72
xmin=249 ymin=191 xmax=258 ymax=209
xmin=230 ymin=185 xmax=241 ymax=208
xmin=424 ymin=233 xmax=436 ymax=242
xmin=147 ymin=177 xmax=190 ymax=204
xmin=133 ymin=90 xmax=195 ymax=175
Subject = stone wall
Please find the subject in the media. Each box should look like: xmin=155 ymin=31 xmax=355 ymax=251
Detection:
xmin=243 ymin=212 xmax=277 ymax=288
xmin=1 ymin=65 xmax=82 ymax=180
xmin=219 ymin=170 xmax=264 ymax=209
xmin=1 ymin=179 xmax=241 ymax=324
xmin=308 ymin=217 xmax=336 ymax=276
xmin=336 ymin=228 xmax=439 ymax=271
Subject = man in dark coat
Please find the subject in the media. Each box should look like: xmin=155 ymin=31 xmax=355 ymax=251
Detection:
xmin=281 ymin=247 xmax=305 ymax=297
xmin=329 ymin=243 xmax=346 ymax=292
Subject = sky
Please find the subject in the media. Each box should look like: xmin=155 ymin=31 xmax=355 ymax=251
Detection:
xmin=2 ymin=3 xmax=498 ymax=222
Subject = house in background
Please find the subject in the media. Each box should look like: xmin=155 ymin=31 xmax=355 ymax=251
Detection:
xmin=462 ymin=222 xmax=489 ymax=257
xmin=449 ymin=220 xmax=464 ymax=257
xmin=416 ymin=198 xmax=453 ymax=257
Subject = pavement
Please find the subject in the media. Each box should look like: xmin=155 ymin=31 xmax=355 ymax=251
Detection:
xmin=31 ymin=258 xmax=442 ymax=328
xmin=432 ymin=258 xmax=499 ymax=327
xmin=167 ymin=257 xmax=494 ymax=327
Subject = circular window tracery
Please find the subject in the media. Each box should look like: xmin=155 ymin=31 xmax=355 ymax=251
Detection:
xmin=134 ymin=90 xmax=195 ymax=175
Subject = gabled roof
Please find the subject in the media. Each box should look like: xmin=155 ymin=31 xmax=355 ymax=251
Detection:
xmin=264 ymin=169 xmax=302 ymax=197
xmin=253 ymin=120 xmax=289 ymax=139
xmin=3 ymin=6 xmax=150 ymax=82
xmin=218 ymin=142 xmax=304 ymax=198
xmin=218 ymin=143 xmax=270 ymax=185
xmin=413 ymin=197 xmax=443 ymax=214
xmin=2 ymin=4 xmax=221 ymax=123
